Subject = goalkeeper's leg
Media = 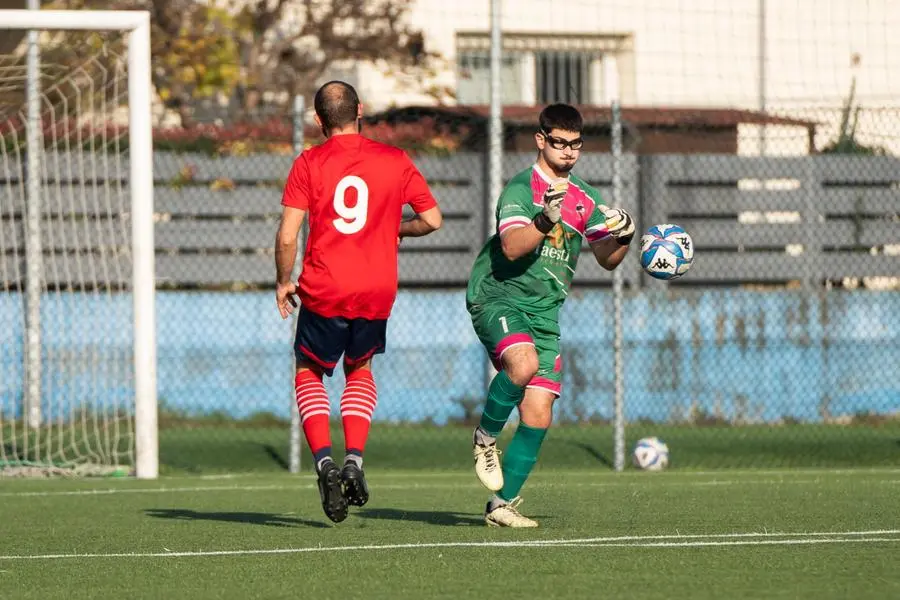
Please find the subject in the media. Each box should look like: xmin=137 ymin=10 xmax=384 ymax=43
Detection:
xmin=484 ymin=327 xmax=559 ymax=528
xmin=469 ymin=303 xmax=537 ymax=491
xmin=484 ymin=390 xmax=556 ymax=527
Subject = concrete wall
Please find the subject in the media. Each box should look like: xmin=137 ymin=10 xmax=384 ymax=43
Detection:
xmin=2 ymin=290 xmax=897 ymax=425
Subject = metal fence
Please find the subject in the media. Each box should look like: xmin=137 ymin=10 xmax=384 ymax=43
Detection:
xmin=1 ymin=0 xmax=899 ymax=480
xmin=4 ymin=151 xmax=899 ymax=288
xmin=2 ymin=141 xmax=898 ymax=473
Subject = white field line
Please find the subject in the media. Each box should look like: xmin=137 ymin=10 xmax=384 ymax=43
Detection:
xmin=0 ymin=484 xmax=298 ymax=498
xmin=189 ymin=467 xmax=900 ymax=480
xmin=520 ymin=529 xmax=900 ymax=545
xmin=547 ymin=537 xmax=900 ymax=549
xmin=1 ymin=476 xmax=898 ymax=498
xmin=1 ymin=530 xmax=898 ymax=561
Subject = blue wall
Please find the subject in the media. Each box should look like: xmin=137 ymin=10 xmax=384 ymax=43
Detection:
xmin=1 ymin=290 xmax=898 ymax=424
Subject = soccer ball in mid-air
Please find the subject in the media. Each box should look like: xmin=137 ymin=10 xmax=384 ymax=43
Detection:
xmin=640 ymin=224 xmax=694 ymax=280
xmin=632 ymin=437 xmax=670 ymax=471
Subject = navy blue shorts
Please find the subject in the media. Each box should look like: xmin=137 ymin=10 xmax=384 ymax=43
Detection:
xmin=294 ymin=307 xmax=387 ymax=377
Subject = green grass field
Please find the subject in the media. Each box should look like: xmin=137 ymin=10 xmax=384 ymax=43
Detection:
xmin=157 ymin=422 xmax=900 ymax=474
xmin=1 ymin=424 xmax=899 ymax=599
xmin=0 ymin=468 xmax=898 ymax=599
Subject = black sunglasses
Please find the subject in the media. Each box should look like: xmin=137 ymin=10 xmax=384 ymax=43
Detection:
xmin=540 ymin=130 xmax=584 ymax=151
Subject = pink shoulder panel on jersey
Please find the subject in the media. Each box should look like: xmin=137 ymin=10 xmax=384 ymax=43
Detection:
xmin=530 ymin=167 xmax=598 ymax=238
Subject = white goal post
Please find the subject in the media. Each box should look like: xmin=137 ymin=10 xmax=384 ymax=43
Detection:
xmin=0 ymin=10 xmax=156 ymax=478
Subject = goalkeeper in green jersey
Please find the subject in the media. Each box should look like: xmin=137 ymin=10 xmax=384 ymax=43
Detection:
xmin=466 ymin=103 xmax=635 ymax=527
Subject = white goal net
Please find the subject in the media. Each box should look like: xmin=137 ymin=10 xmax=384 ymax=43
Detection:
xmin=0 ymin=11 xmax=156 ymax=478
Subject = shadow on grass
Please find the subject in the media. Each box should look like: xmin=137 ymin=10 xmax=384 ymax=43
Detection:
xmin=260 ymin=444 xmax=290 ymax=471
xmin=356 ymin=507 xmax=485 ymax=527
xmin=144 ymin=508 xmax=330 ymax=528
xmin=561 ymin=440 xmax=615 ymax=469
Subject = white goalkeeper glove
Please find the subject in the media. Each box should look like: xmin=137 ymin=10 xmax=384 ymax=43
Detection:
xmin=533 ymin=179 xmax=568 ymax=233
xmin=603 ymin=207 xmax=635 ymax=245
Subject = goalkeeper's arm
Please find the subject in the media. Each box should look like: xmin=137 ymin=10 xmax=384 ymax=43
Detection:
xmin=590 ymin=206 xmax=634 ymax=271
xmin=500 ymin=179 xmax=568 ymax=260
xmin=500 ymin=224 xmax=548 ymax=260
xmin=590 ymin=237 xmax=629 ymax=271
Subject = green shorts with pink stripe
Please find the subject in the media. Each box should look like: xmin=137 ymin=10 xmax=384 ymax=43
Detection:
xmin=469 ymin=301 xmax=562 ymax=395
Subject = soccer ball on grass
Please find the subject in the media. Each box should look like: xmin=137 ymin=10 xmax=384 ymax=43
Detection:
xmin=632 ymin=436 xmax=670 ymax=471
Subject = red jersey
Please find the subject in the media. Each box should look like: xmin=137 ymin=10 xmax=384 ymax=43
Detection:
xmin=281 ymin=134 xmax=437 ymax=320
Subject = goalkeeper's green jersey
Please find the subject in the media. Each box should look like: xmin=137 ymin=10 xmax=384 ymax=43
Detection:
xmin=465 ymin=165 xmax=611 ymax=320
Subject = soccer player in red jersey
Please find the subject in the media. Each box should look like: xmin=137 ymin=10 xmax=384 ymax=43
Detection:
xmin=275 ymin=81 xmax=442 ymax=523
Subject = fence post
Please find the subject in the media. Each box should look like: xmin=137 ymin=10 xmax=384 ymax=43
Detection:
xmin=289 ymin=94 xmax=305 ymax=475
xmin=483 ymin=0 xmax=504 ymax=399
xmin=488 ymin=0 xmax=503 ymax=212
xmin=803 ymin=158 xmax=822 ymax=291
xmin=606 ymin=58 xmax=626 ymax=472
xmin=807 ymin=158 xmax=827 ymax=419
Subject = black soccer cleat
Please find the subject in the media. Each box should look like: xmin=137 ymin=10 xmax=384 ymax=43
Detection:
xmin=317 ymin=460 xmax=349 ymax=523
xmin=341 ymin=462 xmax=369 ymax=507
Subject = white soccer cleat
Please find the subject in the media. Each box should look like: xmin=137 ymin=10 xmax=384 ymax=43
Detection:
xmin=484 ymin=496 xmax=538 ymax=528
xmin=473 ymin=437 xmax=504 ymax=491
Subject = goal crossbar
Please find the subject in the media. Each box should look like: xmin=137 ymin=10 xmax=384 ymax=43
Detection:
xmin=0 ymin=9 xmax=157 ymax=479
xmin=0 ymin=9 xmax=149 ymax=30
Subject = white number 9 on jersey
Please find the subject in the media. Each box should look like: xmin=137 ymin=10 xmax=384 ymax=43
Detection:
xmin=332 ymin=175 xmax=368 ymax=234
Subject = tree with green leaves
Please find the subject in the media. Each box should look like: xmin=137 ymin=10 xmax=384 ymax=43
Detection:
xmin=47 ymin=0 xmax=449 ymax=125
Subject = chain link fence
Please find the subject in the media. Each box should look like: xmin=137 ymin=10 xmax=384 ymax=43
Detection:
xmin=2 ymin=102 xmax=898 ymax=475
xmin=137 ymin=101 xmax=899 ymax=474
xmin=591 ymin=105 xmax=899 ymax=469
xmin=2 ymin=3 xmax=899 ymax=476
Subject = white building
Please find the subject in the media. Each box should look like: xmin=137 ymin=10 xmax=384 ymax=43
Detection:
xmin=344 ymin=0 xmax=900 ymax=155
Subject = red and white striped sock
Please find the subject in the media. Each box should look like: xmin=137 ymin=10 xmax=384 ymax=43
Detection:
xmin=340 ymin=369 xmax=377 ymax=460
xmin=295 ymin=369 xmax=331 ymax=461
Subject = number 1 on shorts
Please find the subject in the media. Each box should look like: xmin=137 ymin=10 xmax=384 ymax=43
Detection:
xmin=499 ymin=316 xmax=509 ymax=334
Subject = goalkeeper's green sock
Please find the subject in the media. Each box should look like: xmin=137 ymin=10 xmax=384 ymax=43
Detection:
xmin=497 ymin=423 xmax=547 ymax=502
xmin=478 ymin=371 xmax=525 ymax=438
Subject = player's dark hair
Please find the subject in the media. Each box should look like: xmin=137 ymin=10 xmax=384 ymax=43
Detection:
xmin=314 ymin=81 xmax=361 ymax=132
xmin=539 ymin=103 xmax=583 ymax=134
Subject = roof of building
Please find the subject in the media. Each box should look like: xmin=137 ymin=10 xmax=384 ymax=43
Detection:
xmin=368 ymin=104 xmax=817 ymax=128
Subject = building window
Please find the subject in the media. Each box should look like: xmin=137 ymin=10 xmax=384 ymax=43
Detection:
xmin=457 ymin=51 xmax=522 ymax=105
xmin=535 ymin=51 xmax=593 ymax=105
xmin=456 ymin=32 xmax=634 ymax=106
